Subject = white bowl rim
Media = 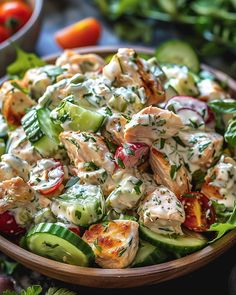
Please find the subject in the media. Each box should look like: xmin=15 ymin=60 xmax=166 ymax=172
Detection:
xmin=0 ymin=0 xmax=44 ymax=51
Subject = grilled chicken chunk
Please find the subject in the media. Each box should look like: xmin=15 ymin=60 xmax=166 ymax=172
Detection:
xmin=180 ymin=131 xmax=223 ymax=170
xmin=201 ymin=156 xmax=236 ymax=209
xmin=7 ymin=127 xmax=42 ymax=165
xmin=82 ymin=220 xmax=139 ymax=268
xmin=150 ymin=147 xmax=190 ymax=197
xmin=138 ymin=186 xmax=185 ymax=235
xmin=103 ymin=48 xmax=165 ymax=105
xmin=0 ymin=154 xmax=30 ymax=182
xmin=124 ymin=106 xmax=184 ymax=145
xmin=56 ymin=50 xmax=105 ymax=77
xmin=0 ymin=80 xmax=35 ymax=125
xmin=22 ymin=65 xmax=57 ymax=99
xmin=60 ymin=131 xmax=115 ymax=174
xmin=102 ymin=114 xmax=127 ymax=145
xmin=197 ymin=78 xmax=229 ymax=102
xmin=0 ymin=177 xmax=34 ymax=214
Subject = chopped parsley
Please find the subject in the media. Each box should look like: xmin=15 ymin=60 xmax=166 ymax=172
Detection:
xmin=124 ymin=143 xmax=135 ymax=155
xmin=117 ymin=157 xmax=125 ymax=168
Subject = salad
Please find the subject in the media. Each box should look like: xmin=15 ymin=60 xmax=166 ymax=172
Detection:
xmin=0 ymin=41 xmax=235 ymax=269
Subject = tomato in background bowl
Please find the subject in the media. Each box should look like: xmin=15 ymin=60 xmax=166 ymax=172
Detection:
xmin=0 ymin=0 xmax=44 ymax=77
xmin=0 ymin=1 xmax=32 ymax=42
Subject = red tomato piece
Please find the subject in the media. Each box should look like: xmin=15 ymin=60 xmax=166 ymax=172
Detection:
xmin=29 ymin=159 xmax=65 ymax=196
xmin=114 ymin=142 xmax=149 ymax=169
xmin=180 ymin=192 xmax=216 ymax=232
xmin=0 ymin=211 xmax=25 ymax=236
xmin=0 ymin=1 xmax=32 ymax=32
xmin=0 ymin=25 xmax=10 ymax=42
xmin=54 ymin=17 xmax=102 ymax=49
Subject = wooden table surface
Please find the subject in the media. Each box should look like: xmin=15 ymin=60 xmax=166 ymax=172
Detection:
xmin=1 ymin=0 xmax=236 ymax=294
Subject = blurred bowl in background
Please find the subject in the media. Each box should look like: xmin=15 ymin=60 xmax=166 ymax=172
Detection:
xmin=0 ymin=0 xmax=44 ymax=77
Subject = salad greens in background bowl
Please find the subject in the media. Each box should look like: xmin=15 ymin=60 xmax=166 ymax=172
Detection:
xmin=0 ymin=42 xmax=235 ymax=288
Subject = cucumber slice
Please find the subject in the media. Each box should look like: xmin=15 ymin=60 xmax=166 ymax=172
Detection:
xmin=51 ymin=184 xmax=105 ymax=227
xmin=139 ymin=224 xmax=207 ymax=256
xmin=21 ymin=107 xmax=62 ymax=157
xmin=34 ymin=208 xmax=57 ymax=224
xmin=51 ymin=100 xmax=105 ymax=132
xmin=26 ymin=223 xmax=94 ymax=266
xmin=156 ymin=40 xmax=200 ymax=73
xmin=132 ymin=240 xmax=170 ymax=267
xmin=165 ymin=85 xmax=178 ymax=101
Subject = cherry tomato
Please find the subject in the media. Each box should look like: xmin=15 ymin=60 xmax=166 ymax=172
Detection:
xmin=0 ymin=211 xmax=25 ymax=236
xmin=0 ymin=1 xmax=32 ymax=32
xmin=54 ymin=17 xmax=102 ymax=49
xmin=114 ymin=142 xmax=149 ymax=169
xmin=29 ymin=159 xmax=65 ymax=196
xmin=0 ymin=25 xmax=9 ymax=42
xmin=180 ymin=192 xmax=216 ymax=232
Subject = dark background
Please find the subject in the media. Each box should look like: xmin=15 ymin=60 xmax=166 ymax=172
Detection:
xmin=1 ymin=0 xmax=236 ymax=294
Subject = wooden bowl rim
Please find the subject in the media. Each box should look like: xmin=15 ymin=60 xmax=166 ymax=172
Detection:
xmin=0 ymin=0 xmax=44 ymax=50
xmin=0 ymin=45 xmax=236 ymax=287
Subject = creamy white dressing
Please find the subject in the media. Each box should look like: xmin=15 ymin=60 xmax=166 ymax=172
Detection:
xmin=138 ymin=185 xmax=185 ymax=235
xmin=162 ymin=65 xmax=199 ymax=96
xmin=106 ymin=175 xmax=144 ymax=211
xmin=207 ymin=156 xmax=236 ymax=209
xmin=197 ymin=79 xmax=228 ymax=101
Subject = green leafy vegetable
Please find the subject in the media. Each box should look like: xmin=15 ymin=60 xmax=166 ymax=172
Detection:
xmin=208 ymin=100 xmax=236 ymax=145
xmin=3 ymin=285 xmax=77 ymax=295
xmin=208 ymin=203 xmax=236 ymax=243
xmin=46 ymin=287 xmax=76 ymax=295
xmin=43 ymin=66 xmax=65 ymax=83
xmin=191 ymin=169 xmax=206 ymax=191
xmin=209 ymin=100 xmax=236 ymax=113
xmin=225 ymin=117 xmax=236 ymax=146
xmin=0 ymin=259 xmax=18 ymax=275
xmin=65 ymin=176 xmax=80 ymax=189
xmin=3 ymin=285 xmax=42 ymax=295
xmin=11 ymin=81 xmax=29 ymax=95
xmin=7 ymin=47 xmax=46 ymax=79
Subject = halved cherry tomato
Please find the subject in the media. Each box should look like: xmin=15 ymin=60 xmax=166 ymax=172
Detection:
xmin=180 ymin=192 xmax=216 ymax=232
xmin=54 ymin=17 xmax=102 ymax=49
xmin=0 ymin=211 xmax=25 ymax=236
xmin=114 ymin=142 xmax=149 ymax=169
xmin=0 ymin=25 xmax=10 ymax=42
xmin=0 ymin=1 xmax=32 ymax=32
xmin=29 ymin=159 xmax=65 ymax=196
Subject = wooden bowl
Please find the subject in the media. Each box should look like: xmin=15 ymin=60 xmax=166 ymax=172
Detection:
xmin=0 ymin=0 xmax=44 ymax=77
xmin=0 ymin=46 xmax=236 ymax=288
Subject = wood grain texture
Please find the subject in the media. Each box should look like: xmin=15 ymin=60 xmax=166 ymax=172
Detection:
xmin=0 ymin=46 xmax=236 ymax=288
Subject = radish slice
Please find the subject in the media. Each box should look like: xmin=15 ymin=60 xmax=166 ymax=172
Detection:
xmin=177 ymin=108 xmax=205 ymax=128
xmin=115 ymin=143 xmax=149 ymax=169
xmin=165 ymin=96 xmax=214 ymax=126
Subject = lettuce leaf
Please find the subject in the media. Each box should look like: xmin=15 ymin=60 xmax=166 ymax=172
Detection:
xmin=208 ymin=100 xmax=236 ymax=113
xmin=7 ymin=47 xmax=46 ymax=79
xmin=3 ymin=285 xmax=42 ymax=295
xmin=208 ymin=203 xmax=236 ymax=243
